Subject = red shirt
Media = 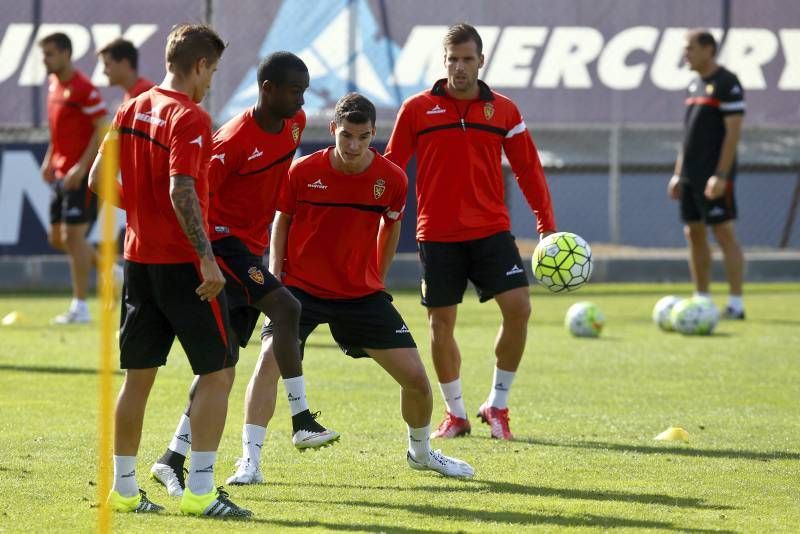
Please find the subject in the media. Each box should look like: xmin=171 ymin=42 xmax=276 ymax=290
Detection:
xmin=385 ymin=79 xmax=556 ymax=241
xmin=108 ymin=86 xmax=212 ymax=263
xmin=208 ymin=108 xmax=305 ymax=255
xmin=46 ymin=70 xmax=107 ymax=177
xmin=278 ymin=147 xmax=407 ymax=299
xmin=124 ymin=77 xmax=155 ymax=101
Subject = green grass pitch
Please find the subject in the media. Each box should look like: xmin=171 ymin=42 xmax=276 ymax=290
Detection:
xmin=1 ymin=283 xmax=798 ymax=532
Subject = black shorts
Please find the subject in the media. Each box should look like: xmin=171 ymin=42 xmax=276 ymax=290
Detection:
xmin=119 ymin=260 xmax=237 ymax=375
xmin=418 ymin=231 xmax=529 ymax=307
xmin=213 ymin=236 xmax=282 ymax=348
xmin=261 ymin=287 xmax=416 ymax=359
xmin=49 ymin=177 xmax=98 ymax=225
xmin=680 ymin=179 xmax=737 ymax=225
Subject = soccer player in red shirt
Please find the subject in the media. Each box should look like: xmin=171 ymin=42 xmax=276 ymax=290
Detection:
xmin=385 ymin=24 xmax=557 ymax=441
xmin=97 ymin=38 xmax=155 ymax=101
xmin=149 ymin=52 xmax=338 ymax=492
xmin=248 ymin=93 xmax=473 ymax=479
xmin=39 ymin=32 xmax=107 ymax=324
xmin=88 ymin=24 xmax=250 ymax=517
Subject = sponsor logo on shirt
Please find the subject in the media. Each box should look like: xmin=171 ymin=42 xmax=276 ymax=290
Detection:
xmin=292 ymin=122 xmax=301 ymax=143
xmin=247 ymin=147 xmax=263 ymax=160
xmin=484 ymin=102 xmax=495 ymax=120
xmin=214 ymin=225 xmax=229 ymax=234
xmin=248 ymin=266 xmax=265 ymax=285
xmin=730 ymin=84 xmax=742 ymax=95
xmin=506 ymin=264 xmax=524 ymax=276
xmin=189 ymin=135 xmax=203 ymax=147
xmin=308 ymin=179 xmax=328 ymax=189
xmin=395 ymin=324 xmax=411 ymax=334
xmin=134 ymin=109 xmax=166 ymax=127
xmin=373 ymin=178 xmax=386 ymax=199
xmin=426 ymin=104 xmax=446 ymax=115
xmin=211 ymin=153 xmax=225 ymax=164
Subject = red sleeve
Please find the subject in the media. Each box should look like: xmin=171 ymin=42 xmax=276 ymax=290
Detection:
xmin=383 ymin=166 xmax=408 ymax=224
xmin=169 ymin=111 xmax=210 ymax=179
xmin=79 ymin=83 xmax=107 ymax=121
xmin=502 ymin=105 xmax=557 ymax=234
xmin=277 ymin=160 xmax=300 ymax=215
xmin=384 ymin=99 xmax=416 ymax=170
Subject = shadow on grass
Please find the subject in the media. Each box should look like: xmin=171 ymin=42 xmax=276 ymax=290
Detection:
xmin=516 ymin=437 xmax=800 ymax=461
xmin=262 ymin=479 xmax=730 ymax=510
xmin=266 ymin=497 xmax=735 ymax=533
xmin=0 ymin=364 xmax=123 ymax=376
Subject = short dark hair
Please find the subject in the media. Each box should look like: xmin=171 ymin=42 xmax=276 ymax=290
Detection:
xmin=165 ymin=24 xmax=226 ymax=75
xmin=443 ymin=23 xmax=482 ymax=56
xmin=334 ymin=93 xmax=376 ymax=127
xmin=690 ymin=29 xmax=717 ymax=56
xmin=39 ymin=32 xmax=72 ymax=53
xmin=257 ymin=51 xmax=308 ymax=86
xmin=98 ymin=38 xmax=139 ymax=70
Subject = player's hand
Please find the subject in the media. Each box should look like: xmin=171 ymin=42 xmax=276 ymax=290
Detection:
xmin=196 ymin=256 xmax=225 ymax=301
xmin=41 ymin=162 xmax=55 ymax=183
xmin=667 ymin=175 xmax=681 ymax=200
xmin=63 ymin=164 xmax=85 ymax=191
xmin=704 ymin=175 xmax=727 ymax=200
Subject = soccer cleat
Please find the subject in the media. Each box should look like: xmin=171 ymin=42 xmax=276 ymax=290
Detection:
xmin=225 ymin=458 xmax=264 ymax=485
xmin=108 ymin=489 xmax=164 ymax=513
xmin=292 ymin=411 xmax=340 ymax=450
xmin=180 ymin=486 xmax=252 ymax=518
xmin=722 ymin=306 xmax=746 ymax=320
xmin=150 ymin=462 xmax=186 ymax=497
xmin=51 ymin=308 xmax=90 ymax=325
xmin=431 ymin=411 xmax=471 ymax=439
xmin=477 ymin=403 xmax=514 ymax=440
xmin=407 ymin=449 xmax=475 ymax=478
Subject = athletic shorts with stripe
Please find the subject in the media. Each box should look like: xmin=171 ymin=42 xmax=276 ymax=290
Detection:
xmin=418 ymin=230 xmax=529 ymax=307
xmin=680 ymin=179 xmax=737 ymax=225
xmin=212 ymin=236 xmax=282 ymax=348
xmin=49 ymin=177 xmax=98 ymax=225
xmin=119 ymin=260 xmax=237 ymax=374
xmin=261 ymin=287 xmax=416 ymax=359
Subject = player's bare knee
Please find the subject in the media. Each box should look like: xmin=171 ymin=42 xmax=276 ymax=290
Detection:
xmin=198 ymin=368 xmax=234 ymax=392
xmin=428 ymin=315 xmax=456 ymax=344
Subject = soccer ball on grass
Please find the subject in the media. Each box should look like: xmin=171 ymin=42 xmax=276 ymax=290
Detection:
xmin=670 ymin=297 xmax=720 ymax=335
xmin=565 ymin=301 xmax=604 ymax=337
xmin=652 ymin=295 xmax=681 ymax=332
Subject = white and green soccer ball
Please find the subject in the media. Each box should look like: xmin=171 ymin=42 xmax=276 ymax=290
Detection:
xmin=532 ymin=232 xmax=592 ymax=293
xmin=565 ymin=301 xmax=604 ymax=337
xmin=670 ymin=297 xmax=720 ymax=335
xmin=653 ymin=295 xmax=681 ymax=332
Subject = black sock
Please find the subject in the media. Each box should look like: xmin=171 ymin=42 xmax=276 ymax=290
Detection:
xmin=157 ymin=449 xmax=186 ymax=469
xmin=292 ymin=409 xmax=325 ymax=433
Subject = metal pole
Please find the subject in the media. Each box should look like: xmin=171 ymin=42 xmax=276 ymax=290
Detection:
xmin=32 ymin=0 xmax=42 ymax=127
xmin=347 ymin=0 xmax=357 ymax=93
xmin=608 ymin=125 xmax=621 ymax=244
xmin=720 ymin=0 xmax=731 ymax=48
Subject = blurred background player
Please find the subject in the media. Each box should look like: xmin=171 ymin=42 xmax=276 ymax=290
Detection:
xmin=97 ymin=38 xmax=154 ymax=101
xmin=89 ymin=23 xmax=250 ymax=517
xmin=668 ymin=29 xmax=746 ymax=319
xmin=385 ymin=23 xmax=556 ymax=440
xmin=240 ymin=93 xmax=474 ymax=481
xmin=150 ymin=52 xmax=338 ymax=493
xmin=39 ymin=32 xmax=107 ymax=324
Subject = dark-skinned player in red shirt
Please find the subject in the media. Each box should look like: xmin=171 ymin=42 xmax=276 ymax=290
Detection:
xmin=89 ymin=24 xmax=250 ymax=518
xmin=245 ymin=93 xmax=474 ymax=479
xmin=149 ymin=52 xmax=337 ymax=493
xmin=385 ymin=24 xmax=557 ymax=441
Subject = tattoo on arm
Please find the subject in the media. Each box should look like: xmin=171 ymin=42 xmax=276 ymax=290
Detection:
xmin=170 ymin=174 xmax=213 ymax=260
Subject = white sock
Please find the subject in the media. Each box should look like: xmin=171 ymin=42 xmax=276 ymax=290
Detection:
xmin=694 ymin=291 xmax=711 ymax=299
xmin=168 ymin=413 xmax=192 ymax=457
xmin=188 ymin=450 xmax=217 ymax=496
xmin=728 ymin=295 xmax=744 ymax=311
xmin=242 ymin=424 xmax=266 ymax=465
xmin=487 ymin=367 xmax=516 ymax=409
xmin=112 ymin=455 xmax=138 ymax=497
xmin=283 ymin=376 xmax=309 ymax=416
xmin=408 ymin=425 xmax=431 ymax=462
xmin=70 ymin=298 xmax=88 ymax=312
xmin=439 ymin=379 xmax=467 ymax=419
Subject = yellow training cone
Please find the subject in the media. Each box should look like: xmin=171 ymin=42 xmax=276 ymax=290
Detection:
xmin=1 ymin=311 xmax=22 ymax=326
xmin=654 ymin=427 xmax=689 ymax=442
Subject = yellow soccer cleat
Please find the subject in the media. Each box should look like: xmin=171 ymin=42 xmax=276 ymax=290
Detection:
xmin=179 ymin=486 xmax=252 ymax=518
xmin=108 ymin=489 xmax=164 ymax=513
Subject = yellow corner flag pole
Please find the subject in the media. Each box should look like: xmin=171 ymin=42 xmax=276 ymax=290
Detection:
xmin=97 ymin=126 xmax=119 ymax=532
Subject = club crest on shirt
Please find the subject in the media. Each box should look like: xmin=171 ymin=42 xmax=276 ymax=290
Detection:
xmin=705 ymin=83 xmax=714 ymax=95
xmin=63 ymin=88 xmax=71 ymax=99
xmin=248 ymin=266 xmax=265 ymax=285
xmin=291 ymin=123 xmax=301 ymax=143
xmin=483 ymin=102 xmax=494 ymax=121
xmin=373 ymin=178 xmax=386 ymax=199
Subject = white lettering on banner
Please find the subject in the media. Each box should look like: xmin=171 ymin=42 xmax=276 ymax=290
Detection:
xmin=597 ymin=26 xmax=659 ymax=90
xmin=533 ymin=27 xmax=604 ymax=88
xmin=0 ymin=24 xmax=34 ymax=84
xmin=0 ymin=150 xmax=51 ymax=244
xmin=720 ymin=28 xmax=779 ymax=90
xmin=19 ymin=24 xmax=92 ymax=86
xmin=650 ymin=28 xmax=722 ymax=90
xmin=485 ymin=27 xmax=548 ymax=88
xmin=90 ymin=24 xmax=158 ymax=85
xmin=778 ymin=30 xmax=800 ymax=89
